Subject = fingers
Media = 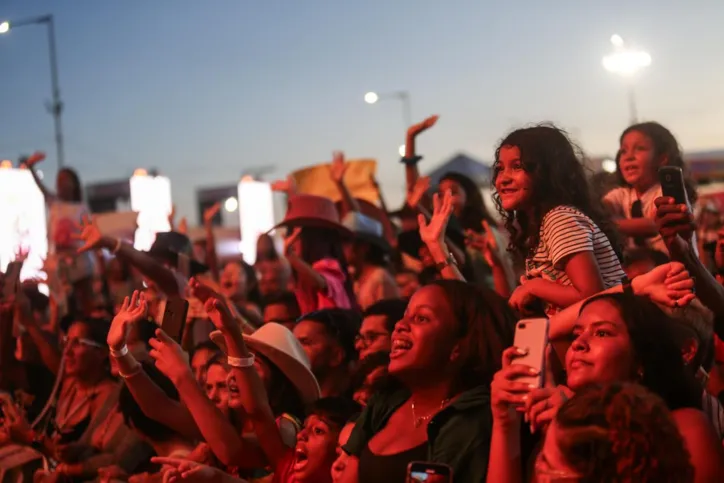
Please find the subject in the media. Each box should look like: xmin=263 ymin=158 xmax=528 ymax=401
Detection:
xmin=431 ymin=192 xmax=440 ymax=213
xmin=502 ymin=346 xmax=527 ymax=367
xmin=120 ymin=296 xmax=130 ymax=313
xmin=417 ymin=213 xmax=428 ymax=231
xmin=155 ymin=328 xmax=173 ymax=344
xmin=654 ymin=196 xmax=675 ymax=208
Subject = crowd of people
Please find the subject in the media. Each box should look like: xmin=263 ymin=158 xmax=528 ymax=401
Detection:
xmin=0 ymin=117 xmax=723 ymax=482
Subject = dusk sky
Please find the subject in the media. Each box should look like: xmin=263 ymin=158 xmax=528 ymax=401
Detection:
xmin=1 ymin=0 xmax=723 ymax=222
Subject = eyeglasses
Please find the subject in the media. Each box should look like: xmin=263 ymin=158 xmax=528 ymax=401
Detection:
xmin=62 ymin=336 xmax=105 ymax=350
xmin=354 ymin=331 xmax=389 ymax=347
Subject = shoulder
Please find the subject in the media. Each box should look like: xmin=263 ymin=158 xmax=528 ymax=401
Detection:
xmin=541 ymin=206 xmax=593 ymax=231
xmin=603 ymin=186 xmax=630 ymax=203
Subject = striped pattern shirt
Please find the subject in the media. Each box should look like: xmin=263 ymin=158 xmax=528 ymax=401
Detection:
xmin=526 ymin=205 xmax=625 ymax=315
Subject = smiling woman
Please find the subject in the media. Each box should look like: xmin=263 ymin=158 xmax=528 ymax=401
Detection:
xmin=340 ymin=280 xmax=517 ymax=483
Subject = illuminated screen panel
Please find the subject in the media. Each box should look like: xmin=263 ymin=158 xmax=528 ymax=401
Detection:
xmin=0 ymin=169 xmax=48 ymax=280
xmin=130 ymin=175 xmax=172 ymax=251
xmin=238 ymin=180 xmax=275 ymax=264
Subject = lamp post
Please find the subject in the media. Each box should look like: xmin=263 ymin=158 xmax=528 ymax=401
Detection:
xmin=602 ymin=35 xmax=651 ymax=124
xmin=365 ymin=90 xmax=411 ymax=155
xmin=1 ymin=15 xmax=65 ymax=169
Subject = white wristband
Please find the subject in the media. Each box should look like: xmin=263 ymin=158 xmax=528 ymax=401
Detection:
xmin=110 ymin=345 xmax=129 ymax=358
xmin=227 ymin=353 xmax=255 ymax=368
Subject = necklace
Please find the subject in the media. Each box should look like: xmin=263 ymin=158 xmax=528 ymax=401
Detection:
xmin=411 ymin=398 xmax=450 ymax=428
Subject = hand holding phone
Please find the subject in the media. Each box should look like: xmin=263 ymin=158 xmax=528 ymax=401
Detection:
xmin=659 ymin=166 xmax=689 ymax=207
xmin=511 ymin=318 xmax=549 ymax=388
xmin=162 ymin=296 xmax=189 ymax=343
xmin=407 ymin=462 xmax=453 ymax=483
xmin=3 ymin=261 xmax=23 ymax=299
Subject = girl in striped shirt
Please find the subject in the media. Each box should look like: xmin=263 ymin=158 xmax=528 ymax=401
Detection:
xmin=492 ymin=125 xmax=625 ymax=316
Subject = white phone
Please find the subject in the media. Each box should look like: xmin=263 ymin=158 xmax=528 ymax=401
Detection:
xmin=512 ymin=318 xmax=549 ymax=388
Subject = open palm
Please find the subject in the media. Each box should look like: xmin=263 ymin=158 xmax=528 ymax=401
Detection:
xmin=330 ymin=151 xmax=348 ymax=183
xmin=418 ymin=190 xmax=454 ymax=246
xmin=109 ymin=291 xmax=148 ymax=350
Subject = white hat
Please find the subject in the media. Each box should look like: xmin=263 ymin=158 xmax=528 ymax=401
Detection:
xmin=210 ymin=323 xmax=320 ymax=404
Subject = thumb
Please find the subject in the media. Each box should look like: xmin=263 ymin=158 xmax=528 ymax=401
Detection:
xmin=519 ymin=276 xmax=527 ymax=285
xmin=155 ymin=328 xmax=173 ymax=344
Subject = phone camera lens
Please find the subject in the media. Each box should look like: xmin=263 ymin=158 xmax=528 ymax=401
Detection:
xmin=518 ymin=323 xmax=526 ymax=329
xmin=665 ymin=175 xmax=671 ymax=182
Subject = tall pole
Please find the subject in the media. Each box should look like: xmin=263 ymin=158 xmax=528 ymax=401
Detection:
xmin=399 ymin=91 xmax=412 ymax=128
xmin=44 ymin=15 xmax=64 ymax=169
xmin=627 ymin=83 xmax=638 ymax=125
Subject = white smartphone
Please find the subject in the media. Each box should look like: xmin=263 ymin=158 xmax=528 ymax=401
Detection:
xmin=511 ymin=318 xmax=549 ymax=388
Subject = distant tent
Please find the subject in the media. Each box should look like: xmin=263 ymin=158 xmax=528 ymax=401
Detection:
xmin=425 ymin=152 xmax=492 ymax=187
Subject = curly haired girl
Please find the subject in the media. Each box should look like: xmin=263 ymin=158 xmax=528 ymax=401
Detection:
xmin=492 ymin=124 xmax=624 ymax=315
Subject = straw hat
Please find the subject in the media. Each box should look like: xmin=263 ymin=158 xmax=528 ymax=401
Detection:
xmin=210 ymin=323 xmax=320 ymax=404
xmin=272 ymin=194 xmax=351 ymax=237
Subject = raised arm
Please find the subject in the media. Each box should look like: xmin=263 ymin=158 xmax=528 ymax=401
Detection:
xmin=403 ymin=115 xmax=439 ymax=191
xmin=76 ymin=216 xmax=182 ymax=297
xmin=191 ymin=279 xmax=289 ymax=469
xmin=108 ymin=291 xmax=201 ymax=439
xmin=419 ymin=191 xmax=466 ymax=281
xmin=22 ymin=152 xmax=56 ymax=202
xmin=203 ymin=202 xmax=222 ymax=281
xmin=330 ymin=151 xmax=362 ymax=218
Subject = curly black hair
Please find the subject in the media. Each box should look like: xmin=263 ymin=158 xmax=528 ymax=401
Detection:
xmin=491 ymin=124 xmax=622 ymax=261
xmin=554 ymin=383 xmax=694 ymax=483
xmin=617 ymin=122 xmax=697 ymax=204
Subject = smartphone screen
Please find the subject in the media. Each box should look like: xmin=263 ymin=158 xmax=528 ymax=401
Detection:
xmin=407 ymin=462 xmax=453 ymax=483
xmin=512 ymin=318 xmax=550 ymax=388
xmin=658 ymin=166 xmax=689 ymax=206
xmin=161 ymin=296 xmax=189 ymax=342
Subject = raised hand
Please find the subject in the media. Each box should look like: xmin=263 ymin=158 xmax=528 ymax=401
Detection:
xmin=203 ymin=297 xmax=236 ymax=333
xmin=24 ymin=152 xmax=46 ymax=168
xmin=168 ymin=205 xmax=177 ymax=229
xmin=108 ymin=291 xmax=148 ymax=350
xmin=178 ymin=217 xmax=188 ymax=235
xmin=466 ymin=220 xmax=501 ymax=267
xmin=75 ymin=215 xmax=104 ymax=253
xmin=330 ymin=151 xmax=348 ymax=184
xmin=406 ymin=176 xmax=431 ymax=209
xmin=187 ymin=277 xmax=221 ymax=304
xmin=406 ymin=115 xmax=439 ymax=140
xmin=418 ymin=190 xmax=453 ymax=247
xmin=654 ymin=196 xmax=695 ymax=256
xmin=271 ymin=175 xmax=297 ymax=196
xmin=632 ymin=261 xmax=695 ymax=308
xmin=203 ymin=202 xmax=221 ymax=225
xmin=490 ymin=346 xmax=537 ymax=427
xmin=148 ymin=329 xmax=191 ymax=385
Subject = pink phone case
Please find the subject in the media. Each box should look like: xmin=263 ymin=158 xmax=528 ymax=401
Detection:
xmin=511 ymin=318 xmax=549 ymax=388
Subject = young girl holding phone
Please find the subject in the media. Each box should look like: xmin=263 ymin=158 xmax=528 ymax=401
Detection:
xmin=603 ymin=122 xmax=697 ymax=255
xmin=493 ymin=125 xmax=624 ymax=316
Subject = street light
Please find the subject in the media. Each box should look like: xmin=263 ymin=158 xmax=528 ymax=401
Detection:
xmin=364 ymin=90 xmax=412 ymax=157
xmin=602 ymin=34 xmax=651 ymax=124
xmin=0 ymin=15 xmax=65 ymax=169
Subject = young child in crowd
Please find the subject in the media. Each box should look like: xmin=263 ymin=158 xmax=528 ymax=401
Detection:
xmin=275 ymin=194 xmax=357 ymax=312
xmin=604 ymin=121 xmax=697 ymax=255
xmin=274 ymin=397 xmax=360 ymax=483
xmin=493 ymin=124 xmax=625 ymax=315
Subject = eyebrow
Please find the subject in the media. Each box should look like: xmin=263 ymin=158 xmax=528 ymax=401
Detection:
xmin=573 ymin=320 xmax=620 ymax=332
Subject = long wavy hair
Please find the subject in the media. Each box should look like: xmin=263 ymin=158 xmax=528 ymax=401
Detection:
xmin=617 ymin=122 xmax=697 ymax=204
xmin=491 ymin=124 xmax=622 ymax=261
xmin=440 ymin=171 xmax=496 ymax=232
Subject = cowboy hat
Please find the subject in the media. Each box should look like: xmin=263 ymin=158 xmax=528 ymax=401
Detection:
xmin=341 ymin=212 xmax=391 ymax=253
xmin=272 ymin=194 xmax=351 ymax=237
xmin=210 ymin=323 xmax=320 ymax=404
xmin=148 ymin=232 xmax=208 ymax=276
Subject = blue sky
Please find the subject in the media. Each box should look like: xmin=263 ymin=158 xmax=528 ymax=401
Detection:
xmin=1 ymin=0 xmax=723 ymax=222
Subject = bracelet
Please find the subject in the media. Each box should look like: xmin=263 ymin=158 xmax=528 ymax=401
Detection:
xmin=109 ymin=345 xmax=129 ymax=358
xmin=434 ymin=252 xmax=457 ymax=272
xmin=400 ymin=155 xmax=423 ymax=166
xmin=119 ymin=363 xmax=143 ymax=379
xmin=111 ymin=238 xmax=123 ymax=254
xmin=227 ymin=353 xmax=255 ymax=368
